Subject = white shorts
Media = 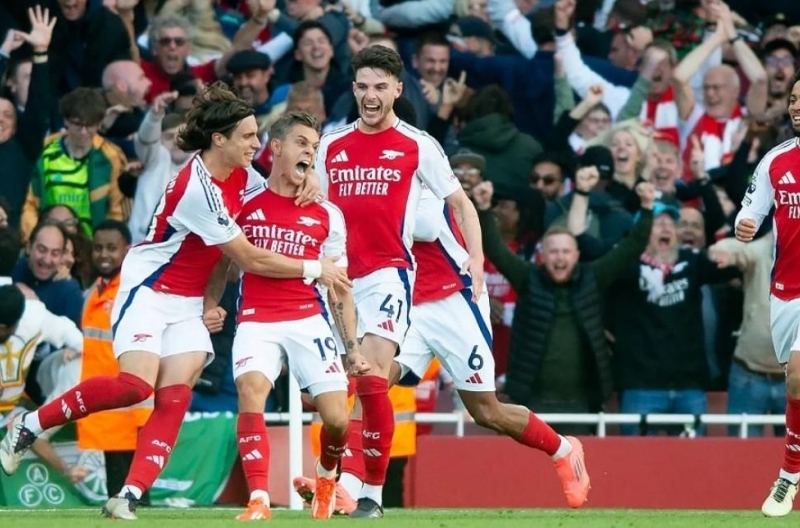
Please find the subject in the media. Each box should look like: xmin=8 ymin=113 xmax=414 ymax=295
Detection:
xmin=396 ymin=290 xmax=495 ymax=392
xmin=112 ymin=286 xmax=213 ymax=365
xmin=770 ymin=295 xmax=800 ymax=365
xmin=354 ymin=268 xmax=415 ymax=346
xmin=231 ymin=316 xmax=348 ymax=397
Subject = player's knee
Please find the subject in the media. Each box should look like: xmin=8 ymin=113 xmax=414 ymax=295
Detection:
xmin=324 ymin=414 xmax=350 ymax=438
xmin=235 ymin=375 xmax=270 ymax=410
xmin=118 ymin=372 xmax=154 ymax=404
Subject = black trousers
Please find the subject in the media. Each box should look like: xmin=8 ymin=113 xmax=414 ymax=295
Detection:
xmin=104 ymin=451 xmax=151 ymax=505
xmin=382 ymin=457 xmax=408 ymax=508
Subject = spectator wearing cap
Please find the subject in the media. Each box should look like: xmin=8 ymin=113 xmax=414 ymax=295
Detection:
xmin=763 ymin=38 xmax=797 ymax=123
xmin=449 ymin=148 xmax=485 ymax=194
xmin=128 ymin=90 xmax=191 ymax=245
xmin=547 ymin=146 xmax=632 ymax=262
xmin=474 ymin=178 xmax=655 ymax=431
xmin=607 ymin=200 xmax=740 ymax=436
xmin=456 ymin=85 xmax=542 ymax=190
xmin=451 ymin=16 xmax=496 ymax=57
xmin=272 ymin=21 xmax=350 ymax=117
xmin=227 ymin=49 xmax=285 ymax=136
xmin=529 ymin=151 xmax=571 ymax=201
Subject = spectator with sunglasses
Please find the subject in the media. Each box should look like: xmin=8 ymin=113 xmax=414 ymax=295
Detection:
xmin=529 ymin=152 xmax=571 ymax=201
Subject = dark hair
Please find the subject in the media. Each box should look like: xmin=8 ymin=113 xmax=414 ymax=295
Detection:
xmin=393 ymin=97 xmax=417 ymax=128
xmin=0 ymin=285 xmax=25 ymax=327
xmin=462 ymin=85 xmax=514 ymax=122
xmin=94 ymin=219 xmax=132 ymax=245
xmin=177 ymin=81 xmax=255 ymax=152
xmin=414 ymin=32 xmax=450 ymax=57
xmin=352 ymin=45 xmax=403 ymax=79
xmin=530 ymin=7 xmax=556 ymax=46
xmin=0 ymin=227 xmax=21 ymax=276
xmin=293 ymin=20 xmax=333 ymax=46
xmin=29 ymin=219 xmax=68 ymax=249
xmin=59 ymin=87 xmax=107 ymax=125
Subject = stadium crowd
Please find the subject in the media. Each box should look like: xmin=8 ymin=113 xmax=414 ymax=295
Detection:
xmin=1 ymin=0 xmax=800 ymax=501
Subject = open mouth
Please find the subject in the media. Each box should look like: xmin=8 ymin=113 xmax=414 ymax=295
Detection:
xmin=657 ymin=235 xmax=672 ymax=248
xmin=363 ymin=103 xmax=380 ymax=117
xmin=295 ymin=160 xmax=310 ymax=176
xmin=792 ymin=115 xmax=800 ymax=127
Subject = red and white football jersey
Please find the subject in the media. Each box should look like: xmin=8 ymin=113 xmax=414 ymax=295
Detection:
xmin=412 ymin=189 xmax=471 ymax=305
xmin=315 ymin=119 xmax=460 ymax=279
xmin=237 ymin=186 xmax=347 ymax=323
xmin=737 ymin=137 xmax=800 ymax=300
xmin=120 ymin=156 xmax=263 ymax=297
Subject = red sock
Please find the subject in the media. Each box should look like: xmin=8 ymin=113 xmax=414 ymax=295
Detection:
xmin=38 ymin=373 xmax=152 ymax=430
xmin=319 ymin=424 xmax=348 ymax=472
xmin=340 ymin=419 xmax=365 ymax=480
xmin=237 ymin=413 xmax=270 ymax=493
xmin=516 ymin=412 xmax=561 ymax=456
xmin=124 ymin=385 xmax=192 ymax=492
xmin=784 ymin=397 xmax=800 ymax=473
xmin=356 ymin=376 xmax=394 ymax=486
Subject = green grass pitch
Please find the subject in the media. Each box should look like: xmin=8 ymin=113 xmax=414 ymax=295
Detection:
xmin=1 ymin=508 xmax=800 ymax=527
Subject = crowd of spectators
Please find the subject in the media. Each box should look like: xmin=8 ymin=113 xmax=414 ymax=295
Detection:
xmin=2 ymin=0 xmax=799 ymax=441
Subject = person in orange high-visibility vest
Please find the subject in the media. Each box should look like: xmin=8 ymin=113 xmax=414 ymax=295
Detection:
xmin=76 ymin=221 xmax=153 ymax=500
xmin=303 ymin=379 xmax=416 ymax=512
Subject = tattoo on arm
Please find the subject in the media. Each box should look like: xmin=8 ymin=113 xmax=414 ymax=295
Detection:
xmin=331 ymin=299 xmax=356 ymax=354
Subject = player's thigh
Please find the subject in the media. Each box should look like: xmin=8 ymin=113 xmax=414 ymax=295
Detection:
xmin=231 ymin=322 xmax=284 ymax=391
xmin=354 ymin=269 xmax=414 ymax=355
xmin=423 ymin=292 xmax=495 ymax=392
xmin=112 ymin=286 xmax=171 ymax=385
xmin=394 ymin=325 xmax=435 ymax=387
xmin=282 ymin=316 xmax=348 ymax=398
xmin=770 ymin=295 xmax=800 ymax=365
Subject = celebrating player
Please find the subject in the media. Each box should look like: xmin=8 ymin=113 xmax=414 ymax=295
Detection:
xmin=294 ymin=105 xmax=591 ymax=513
xmin=0 ymin=84 xmax=350 ymax=520
xmin=214 ymin=111 xmax=369 ymax=521
xmin=313 ymin=45 xmax=484 ymax=517
xmin=737 ymin=71 xmax=800 ymax=517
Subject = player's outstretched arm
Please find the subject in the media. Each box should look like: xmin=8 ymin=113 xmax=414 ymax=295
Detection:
xmin=220 ymin=233 xmax=352 ymax=289
xmin=327 ymin=280 xmax=370 ymax=376
xmin=444 ymin=187 xmax=485 ymax=301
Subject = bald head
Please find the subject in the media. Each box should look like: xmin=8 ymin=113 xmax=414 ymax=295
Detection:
xmin=703 ymin=64 xmax=740 ymax=119
xmin=102 ymin=61 xmax=152 ymax=108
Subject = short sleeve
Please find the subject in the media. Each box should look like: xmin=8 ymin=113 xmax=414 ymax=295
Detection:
xmin=413 ymin=186 xmax=444 ymax=242
xmin=315 ymin=137 xmax=331 ymax=197
xmin=416 ymin=133 xmax=460 ymax=200
xmin=321 ymin=202 xmax=348 ymax=269
xmin=175 ymin=175 xmax=242 ymax=246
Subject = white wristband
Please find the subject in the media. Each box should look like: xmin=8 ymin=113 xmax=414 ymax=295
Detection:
xmin=302 ymin=260 xmax=322 ymax=280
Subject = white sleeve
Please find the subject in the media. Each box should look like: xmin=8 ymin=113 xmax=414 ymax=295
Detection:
xmin=736 ymin=151 xmax=775 ymax=231
xmin=555 ymin=32 xmax=631 ymax=120
xmin=321 ymin=203 xmax=348 ymax=269
xmin=413 ymin=187 xmax=444 ymax=242
xmin=315 ymin=138 xmax=330 ymax=198
xmin=490 ymin=0 xmax=536 ymax=59
xmin=174 ymin=176 xmax=242 ymax=246
xmin=255 ymin=32 xmax=294 ymax=63
xmin=416 ymin=134 xmax=461 ymax=200
xmin=39 ymin=304 xmax=84 ymax=353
